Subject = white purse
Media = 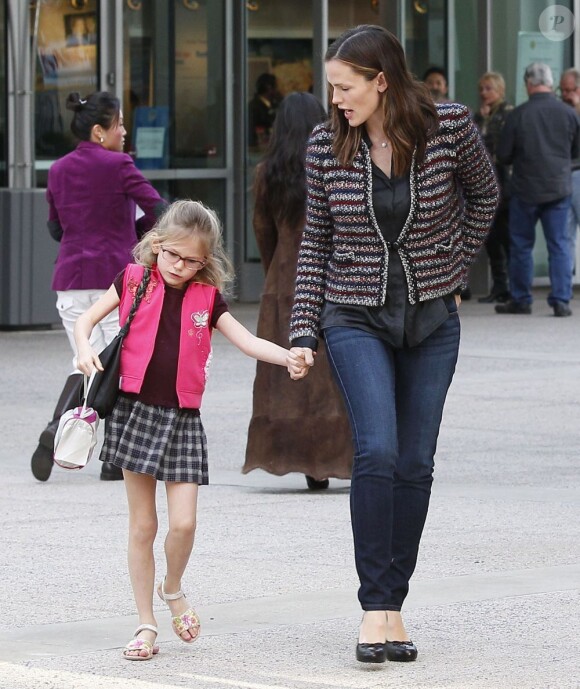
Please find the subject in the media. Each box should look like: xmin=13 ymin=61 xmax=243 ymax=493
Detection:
xmin=53 ymin=375 xmax=100 ymax=470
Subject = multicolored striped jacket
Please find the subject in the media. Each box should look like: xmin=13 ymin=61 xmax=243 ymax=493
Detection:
xmin=290 ymin=103 xmax=499 ymax=342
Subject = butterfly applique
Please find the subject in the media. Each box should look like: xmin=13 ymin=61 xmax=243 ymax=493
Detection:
xmin=191 ymin=310 xmax=209 ymax=328
xmin=189 ymin=310 xmax=210 ymax=342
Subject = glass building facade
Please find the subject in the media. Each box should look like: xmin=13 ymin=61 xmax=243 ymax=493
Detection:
xmin=1 ymin=0 xmax=578 ymax=323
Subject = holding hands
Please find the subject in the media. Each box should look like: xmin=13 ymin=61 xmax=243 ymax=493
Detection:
xmin=286 ymin=347 xmax=315 ymax=380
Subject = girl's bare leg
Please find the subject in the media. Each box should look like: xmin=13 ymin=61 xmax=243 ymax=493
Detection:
xmin=124 ymin=469 xmax=158 ymax=657
xmin=162 ymin=482 xmax=199 ymax=641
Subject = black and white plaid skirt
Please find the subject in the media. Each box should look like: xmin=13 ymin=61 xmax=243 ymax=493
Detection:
xmin=99 ymin=394 xmax=209 ymax=484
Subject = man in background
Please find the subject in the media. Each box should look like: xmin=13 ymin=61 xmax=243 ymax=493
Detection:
xmin=560 ymin=68 xmax=580 ymax=277
xmin=496 ymin=63 xmax=580 ymax=317
xmin=422 ymin=66 xmax=451 ymax=104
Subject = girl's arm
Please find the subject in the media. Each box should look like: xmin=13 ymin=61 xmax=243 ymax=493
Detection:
xmin=215 ymin=312 xmax=310 ymax=379
xmin=73 ymin=285 xmax=121 ymax=375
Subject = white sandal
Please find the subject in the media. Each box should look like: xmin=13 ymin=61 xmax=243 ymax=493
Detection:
xmin=123 ymin=623 xmax=160 ymax=661
xmin=157 ymin=578 xmax=201 ymax=643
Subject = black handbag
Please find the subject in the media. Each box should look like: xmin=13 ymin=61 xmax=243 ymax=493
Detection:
xmin=86 ymin=269 xmax=151 ymax=417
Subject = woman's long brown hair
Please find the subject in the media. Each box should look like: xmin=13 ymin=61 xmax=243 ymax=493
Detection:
xmin=326 ymin=25 xmax=438 ymax=175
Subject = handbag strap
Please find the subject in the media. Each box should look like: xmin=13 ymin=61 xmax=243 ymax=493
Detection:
xmin=118 ymin=268 xmax=152 ymax=338
xmin=81 ymin=371 xmax=96 ymax=414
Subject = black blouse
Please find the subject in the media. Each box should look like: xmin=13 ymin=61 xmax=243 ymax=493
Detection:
xmin=319 ymin=142 xmax=451 ymax=348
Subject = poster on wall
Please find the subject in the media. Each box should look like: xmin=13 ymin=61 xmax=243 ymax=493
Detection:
xmin=515 ymin=32 xmax=564 ymax=105
xmin=36 ymin=7 xmax=98 ymax=87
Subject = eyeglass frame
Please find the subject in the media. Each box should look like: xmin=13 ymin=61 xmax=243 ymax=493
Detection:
xmin=159 ymin=246 xmax=207 ymax=271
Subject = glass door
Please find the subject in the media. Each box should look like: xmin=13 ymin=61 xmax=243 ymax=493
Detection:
xmin=242 ymin=0 xmax=393 ymax=297
xmin=123 ymin=0 xmax=228 ymax=223
xmin=31 ymin=0 xmax=100 ymax=182
xmin=490 ymin=0 xmax=575 ymax=282
xmin=0 ymin=0 xmax=6 ymax=186
xmin=403 ymin=0 xmax=447 ymax=95
xmin=245 ymin=0 xmax=315 ymax=263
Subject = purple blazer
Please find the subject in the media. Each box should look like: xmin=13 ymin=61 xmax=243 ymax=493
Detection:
xmin=47 ymin=141 xmax=166 ymax=290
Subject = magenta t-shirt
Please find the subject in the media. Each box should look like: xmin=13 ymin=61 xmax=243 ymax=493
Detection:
xmin=114 ymin=270 xmax=228 ymax=409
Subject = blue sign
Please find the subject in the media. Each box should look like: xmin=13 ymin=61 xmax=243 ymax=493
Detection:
xmin=132 ymin=106 xmax=169 ymax=169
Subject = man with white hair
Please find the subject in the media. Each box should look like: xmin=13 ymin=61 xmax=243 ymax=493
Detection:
xmin=559 ymin=68 xmax=580 ymax=276
xmin=497 ymin=62 xmax=580 ymax=317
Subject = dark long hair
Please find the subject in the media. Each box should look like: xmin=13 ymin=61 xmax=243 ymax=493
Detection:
xmin=65 ymin=91 xmax=121 ymax=141
xmin=326 ymin=25 xmax=438 ymax=175
xmin=257 ymin=92 xmax=327 ymax=228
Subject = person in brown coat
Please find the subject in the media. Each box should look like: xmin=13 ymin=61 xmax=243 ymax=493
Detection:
xmin=243 ymin=92 xmax=353 ymax=489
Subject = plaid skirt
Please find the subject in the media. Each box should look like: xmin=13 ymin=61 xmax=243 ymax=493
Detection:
xmin=99 ymin=394 xmax=209 ymax=484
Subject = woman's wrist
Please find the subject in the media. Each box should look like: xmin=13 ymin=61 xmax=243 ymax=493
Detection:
xmin=290 ymin=335 xmax=318 ymax=351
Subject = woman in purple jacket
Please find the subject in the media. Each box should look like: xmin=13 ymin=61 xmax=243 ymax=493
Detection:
xmin=31 ymin=91 xmax=166 ymax=483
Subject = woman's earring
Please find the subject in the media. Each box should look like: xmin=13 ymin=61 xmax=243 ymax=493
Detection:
xmin=99 ymin=136 xmax=104 ymax=143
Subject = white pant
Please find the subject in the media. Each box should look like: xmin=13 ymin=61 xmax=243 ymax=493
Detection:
xmin=56 ymin=290 xmax=119 ymax=373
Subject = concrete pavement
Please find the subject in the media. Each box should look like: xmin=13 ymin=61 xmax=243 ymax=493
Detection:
xmin=0 ymin=291 xmax=578 ymax=689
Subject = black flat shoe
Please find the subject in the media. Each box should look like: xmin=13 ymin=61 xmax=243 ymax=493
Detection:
xmin=31 ymin=419 xmax=59 ymax=482
xmin=356 ymin=642 xmax=387 ymax=663
xmin=31 ymin=443 xmax=54 ymax=482
xmin=385 ymin=640 xmax=418 ymax=662
xmin=305 ymin=475 xmax=329 ymax=490
xmin=100 ymin=462 xmax=124 ymax=481
xmin=495 ymin=300 xmax=532 ymax=315
xmin=477 ymin=290 xmax=510 ymax=304
xmin=553 ymin=302 xmax=572 ymax=317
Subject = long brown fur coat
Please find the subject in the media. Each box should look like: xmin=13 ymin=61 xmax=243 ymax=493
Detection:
xmin=243 ymin=165 xmax=353 ymax=480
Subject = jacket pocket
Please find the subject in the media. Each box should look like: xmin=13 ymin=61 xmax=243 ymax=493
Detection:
xmin=332 ymin=248 xmax=356 ymax=264
xmin=435 ymin=236 xmax=463 ymax=258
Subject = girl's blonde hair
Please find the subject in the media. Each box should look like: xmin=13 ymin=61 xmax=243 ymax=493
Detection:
xmin=133 ymin=199 xmax=235 ymax=294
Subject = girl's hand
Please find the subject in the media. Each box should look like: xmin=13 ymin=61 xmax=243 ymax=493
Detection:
xmin=455 ymin=294 xmax=461 ymax=307
xmin=287 ymin=347 xmax=315 ymax=380
xmin=76 ymin=346 xmax=104 ymax=376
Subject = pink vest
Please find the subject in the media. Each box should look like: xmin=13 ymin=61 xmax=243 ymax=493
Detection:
xmin=118 ymin=264 xmax=216 ymax=408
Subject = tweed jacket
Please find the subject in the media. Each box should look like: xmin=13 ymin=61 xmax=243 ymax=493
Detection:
xmin=290 ymin=103 xmax=499 ymax=341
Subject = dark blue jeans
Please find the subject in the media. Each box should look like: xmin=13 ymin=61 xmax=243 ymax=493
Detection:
xmin=324 ymin=311 xmax=460 ymax=611
xmin=509 ymin=195 xmax=572 ymax=305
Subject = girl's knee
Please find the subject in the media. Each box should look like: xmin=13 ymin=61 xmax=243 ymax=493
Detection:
xmin=129 ymin=518 xmax=158 ymax=545
xmin=168 ymin=518 xmax=197 ymax=540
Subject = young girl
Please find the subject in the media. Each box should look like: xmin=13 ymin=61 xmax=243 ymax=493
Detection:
xmin=74 ymin=199 xmax=309 ymax=661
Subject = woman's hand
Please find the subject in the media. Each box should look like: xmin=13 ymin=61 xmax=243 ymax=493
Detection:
xmin=287 ymin=347 xmax=315 ymax=380
xmin=455 ymin=294 xmax=461 ymax=307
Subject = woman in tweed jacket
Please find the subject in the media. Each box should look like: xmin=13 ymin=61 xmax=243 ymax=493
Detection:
xmin=290 ymin=25 xmax=498 ymax=665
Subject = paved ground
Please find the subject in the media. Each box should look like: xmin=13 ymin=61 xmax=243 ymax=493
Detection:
xmin=0 ymin=290 xmax=578 ymax=689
